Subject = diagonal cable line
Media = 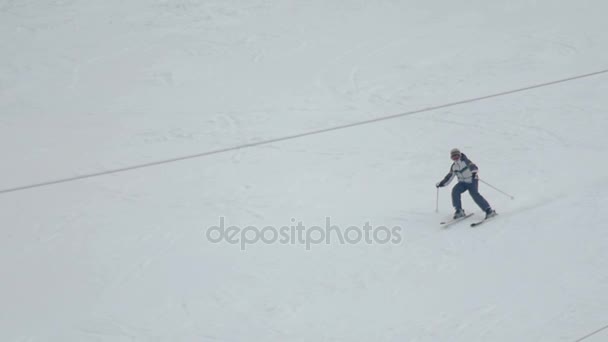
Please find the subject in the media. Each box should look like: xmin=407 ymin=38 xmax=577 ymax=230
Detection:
xmin=574 ymin=323 xmax=608 ymax=342
xmin=1 ymin=68 xmax=607 ymax=195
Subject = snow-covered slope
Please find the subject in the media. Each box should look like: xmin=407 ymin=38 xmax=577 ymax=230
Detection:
xmin=1 ymin=1 xmax=608 ymax=341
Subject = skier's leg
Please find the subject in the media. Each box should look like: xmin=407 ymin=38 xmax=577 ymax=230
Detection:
xmin=468 ymin=179 xmax=491 ymax=211
xmin=451 ymin=182 xmax=467 ymax=211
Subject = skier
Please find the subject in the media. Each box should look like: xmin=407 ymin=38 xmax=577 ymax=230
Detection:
xmin=436 ymin=148 xmax=497 ymax=220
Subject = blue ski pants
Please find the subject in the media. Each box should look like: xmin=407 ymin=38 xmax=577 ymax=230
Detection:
xmin=452 ymin=179 xmax=491 ymax=212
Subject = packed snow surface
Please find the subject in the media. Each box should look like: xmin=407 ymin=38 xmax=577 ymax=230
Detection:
xmin=1 ymin=1 xmax=608 ymax=341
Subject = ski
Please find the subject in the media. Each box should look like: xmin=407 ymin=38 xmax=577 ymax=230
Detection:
xmin=440 ymin=213 xmax=474 ymax=227
xmin=470 ymin=212 xmax=498 ymax=227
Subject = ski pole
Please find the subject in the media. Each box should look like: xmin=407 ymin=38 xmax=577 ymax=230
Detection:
xmin=435 ymin=187 xmax=439 ymax=212
xmin=479 ymin=179 xmax=515 ymax=200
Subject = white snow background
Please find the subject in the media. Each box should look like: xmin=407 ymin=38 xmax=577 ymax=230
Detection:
xmin=1 ymin=0 xmax=608 ymax=341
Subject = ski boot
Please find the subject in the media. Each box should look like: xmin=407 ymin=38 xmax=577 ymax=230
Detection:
xmin=485 ymin=208 xmax=497 ymax=219
xmin=453 ymin=209 xmax=466 ymax=219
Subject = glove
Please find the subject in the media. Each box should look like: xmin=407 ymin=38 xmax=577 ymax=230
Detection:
xmin=472 ymin=172 xmax=479 ymax=180
xmin=436 ymin=182 xmax=443 ymax=188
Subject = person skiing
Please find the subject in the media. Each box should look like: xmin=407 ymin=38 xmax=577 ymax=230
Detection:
xmin=436 ymin=148 xmax=497 ymax=219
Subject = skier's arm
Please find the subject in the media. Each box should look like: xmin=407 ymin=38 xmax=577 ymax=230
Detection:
xmin=436 ymin=167 xmax=455 ymax=187
xmin=461 ymin=154 xmax=479 ymax=178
